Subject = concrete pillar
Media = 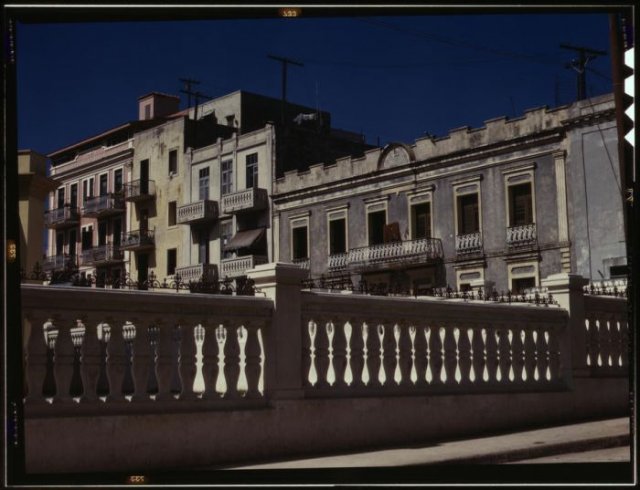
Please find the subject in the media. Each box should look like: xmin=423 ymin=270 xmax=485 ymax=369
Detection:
xmin=541 ymin=273 xmax=590 ymax=380
xmin=247 ymin=262 xmax=309 ymax=399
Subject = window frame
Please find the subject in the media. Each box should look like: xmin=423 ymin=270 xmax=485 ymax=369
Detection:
xmin=168 ymin=201 xmax=177 ymax=227
xmin=452 ymin=177 xmax=482 ymax=237
xmin=407 ymin=188 xmax=434 ymax=240
xmin=502 ymin=164 xmax=537 ymax=228
xmin=290 ymin=213 xmax=310 ymax=261
xmin=168 ymin=149 xmax=178 ymax=176
xmin=364 ymin=197 xmax=389 ymax=247
xmin=167 ymin=248 xmax=177 ymax=276
xmin=245 ymin=153 xmax=259 ymax=189
xmin=326 ymin=205 xmax=349 ymax=256
xmin=221 ymin=158 xmax=234 ymax=195
xmin=507 ymin=261 xmax=540 ymax=292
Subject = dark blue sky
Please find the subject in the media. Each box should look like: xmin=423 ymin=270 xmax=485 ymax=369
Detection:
xmin=17 ymin=11 xmax=613 ymax=155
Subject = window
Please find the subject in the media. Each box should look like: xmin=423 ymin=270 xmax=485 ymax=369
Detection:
xmin=88 ymin=178 xmax=94 ymax=198
xmin=246 ymin=153 xmax=258 ymax=189
xmin=221 ymin=159 xmax=233 ymax=195
xmin=508 ymin=262 xmax=538 ymax=293
xmin=98 ymin=221 xmax=107 ymax=246
xmin=113 ymin=219 xmax=122 ymax=246
xmin=457 ymin=193 xmax=479 ymax=234
xmin=199 ymin=167 xmax=210 ymax=201
xmin=99 ymin=174 xmax=108 ymax=196
xmin=198 ymin=229 xmax=209 ymax=264
xmin=168 ymin=201 xmax=177 ymax=226
xmin=508 ymin=183 xmax=533 ymax=226
xmin=70 ymin=184 xmax=78 ymax=208
xmin=56 ymin=232 xmax=64 ymax=256
xmin=411 ymin=202 xmax=431 ymax=239
xmin=114 ymin=169 xmax=123 ymax=193
xmin=168 ymin=149 xmax=177 ymax=175
xmin=57 ymin=188 xmax=65 ymax=209
xmin=329 ymin=218 xmax=347 ymax=254
xmin=167 ymin=249 xmax=177 ymax=276
xmin=69 ymin=229 xmax=77 ymax=257
xmin=144 ymin=104 xmax=151 ymax=120
xmin=81 ymin=226 xmax=93 ymax=250
xmin=368 ymin=210 xmax=386 ymax=246
xmin=512 ymin=277 xmax=536 ymax=293
xmin=292 ymin=225 xmax=308 ymax=260
xmin=220 ymin=221 xmax=233 ymax=259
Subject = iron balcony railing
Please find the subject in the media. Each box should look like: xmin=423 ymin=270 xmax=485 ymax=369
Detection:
xmin=42 ymin=254 xmax=76 ymax=271
xmin=221 ymin=255 xmax=268 ymax=279
xmin=44 ymin=205 xmax=80 ymax=229
xmin=174 ymin=263 xmax=218 ymax=283
xmin=120 ymin=229 xmax=155 ymax=251
xmin=123 ymin=180 xmax=156 ymax=202
xmin=455 ymin=232 xmax=483 ymax=256
xmin=177 ymin=200 xmax=219 ymax=225
xmin=506 ymin=223 xmax=537 ymax=249
xmin=348 ymin=237 xmax=443 ymax=270
xmin=82 ymin=193 xmax=125 ymax=217
xmin=79 ymin=244 xmax=124 ymax=266
xmin=221 ymin=187 xmax=268 ymax=214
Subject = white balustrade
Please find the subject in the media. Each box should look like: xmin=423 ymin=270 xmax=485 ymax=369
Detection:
xmin=348 ymin=238 xmax=443 ymax=268
xmin=175 ymin=264 xmax=218 ymax=282
xmin=583 ymin=295 xmax=629 ymax=374
xmin=221 ymin=187 xmax=268 ymax=214
xmin=221 ymin=255 xmax=268 ymax=278
xmin=507 ymin=224 xmax=537 ymax=247
xmin=177 ymin=200 xmax=219 ymax=224
xmin=455 ymin=232 xmax=483 ymax=255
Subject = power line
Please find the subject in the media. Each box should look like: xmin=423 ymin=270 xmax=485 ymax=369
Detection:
xmin=560 ymin=43 xmax=607 ymax=101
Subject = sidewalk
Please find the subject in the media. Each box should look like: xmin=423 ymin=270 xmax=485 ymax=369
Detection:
xmin=224 ymin=417 xmax=631 ymax=469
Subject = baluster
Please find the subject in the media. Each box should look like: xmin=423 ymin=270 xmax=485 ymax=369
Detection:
xmin=595 ymin=319 xmax=603 ymax=367
xmin=53 ymin=319 xmax=74 ymax=403
xmin=43 ymin=319 xmax=59 ymax=401
xmin=146 ymin=325 xmax=160 ymax=398
xmin=523 ymin=329 xmax=536 ymax=384
xmin=424 ymin=326 xmax=433 ymax=385
xmin=497 ymin=327 xmax=511 ymax=384
xmin=343 ymin=321 xmax=354 ymax=387
xmin=547 ymin=328 xmax=561 ymax=382
xmin=306 ymin=319 xmax=319 ymax=387
xmin=408 ymin=325 xmax=418 ymax=386
xmin=366 ymin=320 xmax=382 ymax=388
xmin=121 ymin=322 xmax=136 ymax=400
xmin=131 ymin=320 xmax=151 ymax=402
xmin=170 ymin=325 xmax=183 ymax=398
xmin=236 ymin=325 xmax=248 ymax=396
xmin=80 ymin=318 xmax=100 ymax=402
xmin=214 ymin=324 xmax=227 ymax=397
xmin=361 ymin=321 xmax=371 ymax=386
xmin=535 ymin=327 xmax=550 ymax=382
xmin=485 ymin=326 xmax=499 ymax=384
xmin=620 ymin=320 xmax=629 ymax=368
xmin=200 ymin=322 xmax=218 ymax=399
xmin=69 ymin=320 xmax=86 ymax=401
xmin=223 ymin=323 xmax=240 ymax=399
xmin=96 ymin=322 xmax=111 ymax=400
xmin=377 ymin=323 xmax=388 ymax=387
xmin=602 ymin=318 xmax=613 ymax=368
xmin=412 ymin=325 xmax=427 ymax=386
xmin=429 ymin=325 xmax=443 ymax=386
xmin=302 ymin=317 xmax=314 ymax=387
xmin=470 ymin=326 xmax=484 ymax=385
xmin=244 ymin=322 xmax=264 ymax=398
xmin=393 ymin=324 xmax=402 ymax=385
xmin=458 ymin=327 xmax=472 ymax=385
xmin=180 ymin=324 xmax=198 ymax=400
xmin=331 ymin=319 xmax=347 ymax=388
xmin=511 ymin=327 xmax=524 ymax=384
xmin=24 ymin=315 xmax=51 ymax=404
xmin=191 ymin=324 xmax=206 ymax=398
xmin=348 ymin=319 xmax=364 ymax=388
xmin=106 ymin=319 xmax=126 ymax=402
xmin=442 ymin=325 xmax=456 ymax=385
xmin=315 ymin=318 xmax=330 ymax=388
xmin=585 ymin=318 xmax=594 ymax=367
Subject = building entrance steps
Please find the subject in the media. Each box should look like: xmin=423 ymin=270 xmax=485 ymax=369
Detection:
xmin=220 ymin=417 xmax=631 ymax=469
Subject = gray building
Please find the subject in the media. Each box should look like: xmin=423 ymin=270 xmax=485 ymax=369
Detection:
xmin=273 ymin=94 xmax=625 ymax=294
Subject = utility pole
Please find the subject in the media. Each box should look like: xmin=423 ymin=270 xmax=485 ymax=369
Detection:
xmin=267 ymin=54 xmax=304 ymax=126
xmin=179 ymin=78 xmax=201 ymax=108
xmin=560 ymin=44 xmax=607 ymax=101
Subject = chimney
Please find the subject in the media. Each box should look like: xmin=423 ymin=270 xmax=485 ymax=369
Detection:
xmin=138 ymin=92 xmax=180 ymax=120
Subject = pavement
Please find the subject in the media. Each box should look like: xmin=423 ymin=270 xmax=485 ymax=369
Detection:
xmin=224 ymin=417 xmax=632 ymax=469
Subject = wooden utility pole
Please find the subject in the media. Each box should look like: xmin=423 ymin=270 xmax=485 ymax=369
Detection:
xmin=560 ymin=44 xmax=607 ymax=101
xmin=179 ymin=78 xmax=201 ymax=108
xmin=268 ymin=54 xmax=304 ymax=125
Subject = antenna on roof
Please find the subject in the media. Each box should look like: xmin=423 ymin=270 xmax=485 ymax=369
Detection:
xmin=267 ymin=54 xmax=304 ymax=126
xmin=560 ymin=44 xmax=607 ymax=101
xmin=179 ymin=78 xmax=201 ymax=108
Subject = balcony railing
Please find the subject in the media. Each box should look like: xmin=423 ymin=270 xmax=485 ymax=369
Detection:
xmin=82 ymin=193 xmax=125 ymax=218
xmin=348 ymin=237 xmax=443 ymax=270
xmin=120 ymin=229 xmax=155 ymax=252
xmin=221 ymin=255 xmax=268 ymax=279
xmin=44 ymin=205 xmax=80 ymax=229
xmin=79 ymin=244 xmax=124 ymax=266
xmin=123 ymin=180 xmax=156 ymax=202
xmin=292 ymin=258 xmax=310 ymax=270
xmin=221 ymin=187 xmax=268 ymax=214
xmin=507 ymin=223 xmax=537 ymax=249
xmin=174 ymin=263 xmax=218 ymax=283
xmin=455 ymin=232 xmax=483 ymax=256
xmin=42 ymin=254 xmax=76 ymax=271
xmin=328 ymin=252 xmax=349 ymax=271
xmin=177 ymin=200 xmax=219 ymax=225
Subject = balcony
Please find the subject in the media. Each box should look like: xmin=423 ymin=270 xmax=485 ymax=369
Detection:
xmin=79 ymin=244 xmax=123 ymax=266
xmin=82 ymin=193 xmax=125 ymax=218
xmin=120 ymin=229 xmax=155 ymax=252
xmin=177 ymin=200 xmax=219 ymax=225
xmin=174 ymin=263 xmax=218 ymax=283
xmin=221 ymin=187 xmax=268 ymax=214
xmin=348 ymin=237 xmax=444 ymax=272
xmin=42 ymin=254 xmax=76 ymax=271
xmin=44 ymin=205 xmax=80 ymax=229
xmin=455 ymin=232 xmax=483 ymax=257
xmin=292 ymin=258 xmax=310 ymax=270
xmin=221 ymin=255 xmax=268 ymax=279
xmin=123 ymin=180 xmax=156 ymax=202
xmin=328 ymin=252 xmax=349 ymax=271
xmin=507 ymin=223 xmax=537 ymax=250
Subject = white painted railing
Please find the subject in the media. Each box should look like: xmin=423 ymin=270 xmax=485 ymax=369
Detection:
xmin=175 ymin=263 xmax=218 ymax=282
xmin=583 ymin=295 xmax=629 ymax=375
xmin=177 ymin=200 xmax=219 ymax=224
xmin=221 ymin=255 xmax=268 ymax=278
xmin=221 ymin=187 xmax=268 ymax=214
xmin=301 ymin=293 xmax=569 ymax=396
xmin=348 ymin=238 xmax=443 ymax=268
xmin=455 ymin=232 xmax=483 ymax=255
xmin=507 ymin=224 xmax=537 ymax=247
xmin=328 ymin=253 xmax=349 ymax=270
xmin=22 ymin=285 xmax=271 ymax=406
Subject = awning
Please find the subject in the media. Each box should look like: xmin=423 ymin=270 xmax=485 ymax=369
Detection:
xmin=224 ymin=228 xmax=266 ymax=251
